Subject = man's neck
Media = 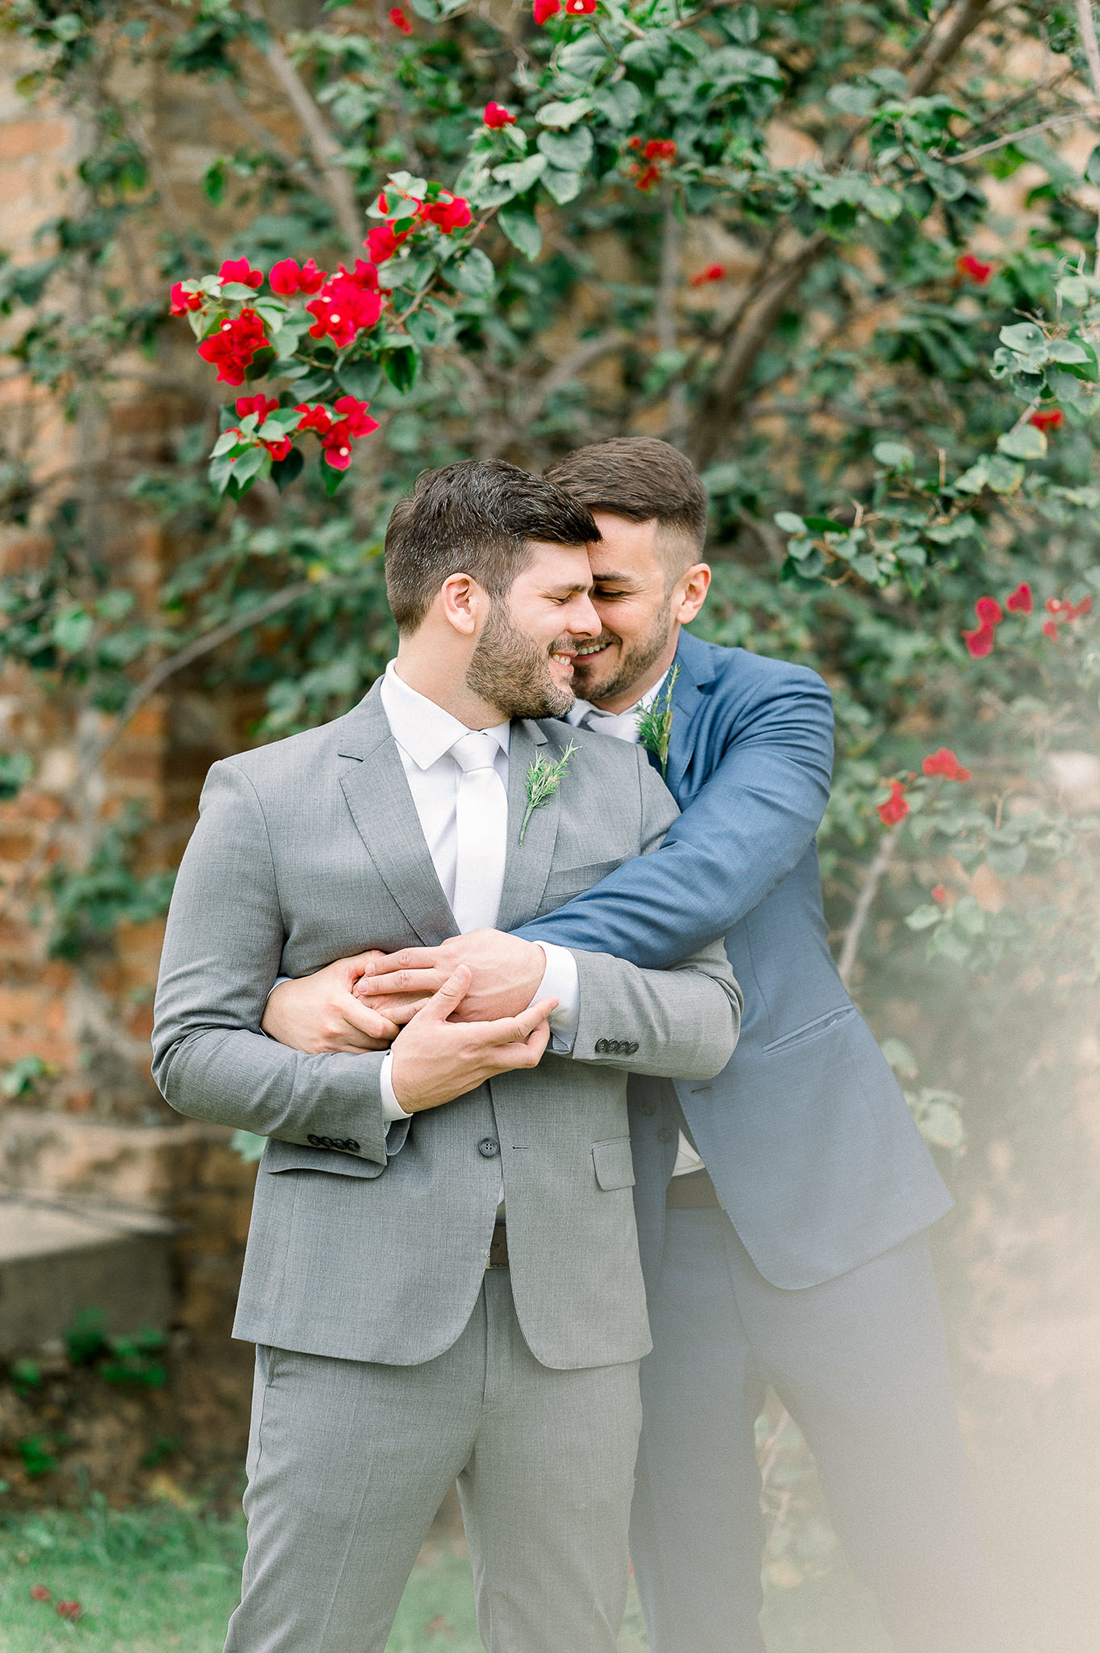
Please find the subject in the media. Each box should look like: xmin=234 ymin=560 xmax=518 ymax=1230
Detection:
xmin=590 ymin=626 xmax=681 ymax=714
xmin=393 ymin=642 xmax=506 ymax=730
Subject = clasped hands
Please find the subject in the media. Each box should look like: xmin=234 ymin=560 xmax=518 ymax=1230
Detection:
xmin=262 ymin=931 xmax=553 ymax=1113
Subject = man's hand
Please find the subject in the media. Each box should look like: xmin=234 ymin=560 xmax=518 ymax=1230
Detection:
xmin=356 ymin=930 xmax=546 ymax=1024
xmin=390 ymin=966 xmax=556 ymax=1112
xmin=262 ymin=954 xmax=412 ymax=1054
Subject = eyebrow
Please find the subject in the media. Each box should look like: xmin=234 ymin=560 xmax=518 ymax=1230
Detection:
xmin=545 ymin=579 xmax=593 ymax=595
xmin=591 ymin=570 xmax=640 ymax=584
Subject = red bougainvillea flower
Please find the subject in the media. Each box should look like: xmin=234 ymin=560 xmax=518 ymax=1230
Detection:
xmin=262 ymin=435 xmax=293 ymax=462
xmin=877 ymin=780 xmax=910 ymax=827
xmin=296 ymin=403 xmax=334 ymax=436
xmin=30 ymin=1585 xmax=51 ymax=1602
xmin=319 ymin=397 xmax=380 ymax=470
xmin=931 ymin=885 xmax=948 ymax=904
xmin=643 ymin=139 xmax=677 ymax=161
xmin=306 ymin=262 xmax=383 ymax=349
xmin=366 ymin=220 xmax=412 ymax=264
xmin=633 ymin=165 xmax=660 ymax=191
xmin=690 ymin=264 xmax=725 ymax=286
xmin=1030 ymin=405 xmax=1064 ymax=434
xmin=922 ymin=748 xmax=972 ymax=783
xmin=1005 ymin=581 xmax=1032 ymax=614
xmin=963 ymin=624 xmax=995 ymax=658
xmin=956 ymin=253 xmax=994 ymax=284
xmin=268 ymin=257 xmax=327 ymax=297
xmin=533 ymin=0 xmax=561 ymax=22
xmin=218 ymin=257 xmax=263 ymax=290
xmin=483 ymin=102 xmax=516 ymax=129
xmin=1044 ymin=595 xmax=1093 ymax=636
xmin=389 ymin=7 xmax=413 ymax=33
xmin=420 ymin=193 xmax=473 ymax=233
xmin=974 ymin=595 xmax=1003 ymax=626
xmin=564 ymin=0 xmax=597 ymax=12
xmin=196 ymin=309 xmax=269 ymax=386
xmin=55 ymin=1601 xmax=82 ymax=1622
xmin=236 ymin=393 xmax=279 ymax=422
xmin=169 ymin=281 xmax=203 ymax=316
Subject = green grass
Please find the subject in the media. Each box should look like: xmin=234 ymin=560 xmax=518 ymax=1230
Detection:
xmin=0 ymin=1502 xmax=889 ymax=1651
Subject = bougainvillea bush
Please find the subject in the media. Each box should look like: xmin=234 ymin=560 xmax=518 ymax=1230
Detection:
xmin=1 ymin=0 xmax=1099 ymax=1162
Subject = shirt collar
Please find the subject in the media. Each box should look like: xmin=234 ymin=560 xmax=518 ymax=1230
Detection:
xmin=380 ymin=661 xmax=510 ymax=770
xmin=567 ymin=668 xmax=669 ymax=729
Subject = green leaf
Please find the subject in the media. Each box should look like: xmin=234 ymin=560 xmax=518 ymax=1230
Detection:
xmin=493 ymin=154 xmax=548 ymax=194
xmin=863 ymin=185 xmax=903 ymax=222
xmin=1056 ymin=274 xmax=1094 ymax=306
xmin=321 ymin=459 xmax=348 ymax=496
xmin=444 ymin=246 xmax=495 ymax=297
xmin=52 ymin=607 xmax=93 ymax=653
xmin=827 ymin=84 xmax=877 ymax=117
xmin=1086 ymin=144 xmax=1100 ymax=187
xmin=997 ymin=423 xmax=1046 ymax=460
xmin=497 ymin=209 xmax=543 ymax=261
xmin=872 ymin=441 xmax=914 ymax=469
xmin=1047 ymin=337 xmax=1091 ymax=364
xmin=986 ymin=842 xmax=1028 ymax=879
xmin=541 ymin=168 xmax=583 ymax=206
xmin=337 ymin=360 xmax=383 ymax=400
xmin=270 ymin=446 xmax=304 ymax=492
xmin=537 ymin=126 xmax=593 ymax=171
xmin=219 ymin=281 xmax=260 ymax=301
xmin=999 ymin=321 xmax=1047 ymax=356
xmin=591 ymin=80 xmax=642 ymax=130
xmin=380 ymin=342 xmax=420 ymax=393
xmin=536 ymin=100 xmax=593 ymax=130
xmin=774 ymin=511 xmax=806 ymax=533
xmin=881 ymin=1037 xmax=919 ymax=1078
xmin=985 ymin=454 xmax=1025 ymax=494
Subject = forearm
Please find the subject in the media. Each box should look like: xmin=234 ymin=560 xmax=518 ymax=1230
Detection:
xmin=568 ymin=942 xmax=741 ymax=1080
xmin=155 ymin=1026 xmax=392 ymax=1164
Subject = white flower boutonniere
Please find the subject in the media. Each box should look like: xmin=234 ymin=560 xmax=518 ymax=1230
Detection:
xmin=635 ymin=664 xmax=681 ymax=779
xmin=520 ymin=740 xmax=577 ymax=843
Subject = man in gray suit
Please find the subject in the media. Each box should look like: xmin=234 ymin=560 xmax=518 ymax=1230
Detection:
xmin=152 ymin=459 xmax=739 ymax=1653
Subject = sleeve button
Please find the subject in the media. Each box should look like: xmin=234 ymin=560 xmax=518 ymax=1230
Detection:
xmin=657 ymin=1127 xmax=675 ymax=1143
xmin=307 ymin=1134 xmax=321 ymax=1147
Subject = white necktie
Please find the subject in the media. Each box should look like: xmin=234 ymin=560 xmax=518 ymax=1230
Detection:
xmin=450 ymin=730 xmax=509 ymax=933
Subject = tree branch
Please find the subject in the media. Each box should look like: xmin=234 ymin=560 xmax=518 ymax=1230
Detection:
xmin=837 ymin=822 xmax=904 ymax=990
xmin=260 ymin=33 xmax=364 ymax=254
xmin=1077 ymin=0 xmax=1100 ymax=101
xmin=946 ymin=106 xmax=1100 ymax=165
xmin=907 ymin=0 xmax=994 ymax=98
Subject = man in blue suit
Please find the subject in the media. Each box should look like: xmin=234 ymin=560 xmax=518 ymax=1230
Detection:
xmin=263 ymin=439 xmax=1004 ymax=1652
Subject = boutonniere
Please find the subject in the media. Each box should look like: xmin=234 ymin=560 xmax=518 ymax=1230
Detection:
xmin=520 ymin=740 xmax=577 ymax=843
xmin=635 ymin=664 xmax=681 ymax=779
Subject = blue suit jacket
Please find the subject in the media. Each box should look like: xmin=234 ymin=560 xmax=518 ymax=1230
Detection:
xmin=519 ymin=630 xmax=952 ymax=1290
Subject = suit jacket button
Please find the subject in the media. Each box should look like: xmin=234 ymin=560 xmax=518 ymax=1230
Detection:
xmin=595 ymin=1039 xmax=608 ymax=1054
xmin=307 ymin=1134 xmax=322 ymax=1146
xmin=638 ymin=1102 xmax=656 ymax=1117
xmin=658 ymin=1127 xmax=675 ymax=1143
xmin=478 ymin=1138 xmax=500 ymax=1158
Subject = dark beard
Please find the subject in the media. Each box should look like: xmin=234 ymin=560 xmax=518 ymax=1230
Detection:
xmin=572 ymin=608 xmax=674 ymax=706
xmin=465 ymin=600 xmax=576 ymax=720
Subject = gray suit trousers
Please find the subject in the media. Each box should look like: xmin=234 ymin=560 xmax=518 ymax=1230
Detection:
xmin=224 ymin=1272 xmax=642 ymax=1653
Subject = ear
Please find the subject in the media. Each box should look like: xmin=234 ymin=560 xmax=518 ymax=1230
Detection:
xmin=438 ymin=572 xmax=490 ymax=637
xmin=674 ymin=563 xmax=711 ymax=625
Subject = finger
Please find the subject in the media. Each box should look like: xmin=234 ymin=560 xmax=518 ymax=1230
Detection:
xmin=365 ymin=946 xmax=444 ymax=977
xmin=332 ymin=950 xmax=388 ymax=987
xmin=339 ymin=999 xmax=401 ymax=1043
xmin=486 ymin=996 xmax=557 ymax=1046
xmin=361 ymin=966 xmax=449 ymax=997
xmin=419 ymin=966 xmax=470 ymax=1023
xmin=492 ymin=1019 xmax=551 ymax=1070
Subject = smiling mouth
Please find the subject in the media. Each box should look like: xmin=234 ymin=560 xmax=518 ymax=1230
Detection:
xmin=570 ymin=639 xmax=615 ymax=663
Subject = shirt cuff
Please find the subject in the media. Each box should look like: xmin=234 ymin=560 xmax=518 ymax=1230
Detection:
xmin=536 ymin=942 xmax=579 ymax=1054
xmin=380 ymin=1051 xmax=413 ymax=1123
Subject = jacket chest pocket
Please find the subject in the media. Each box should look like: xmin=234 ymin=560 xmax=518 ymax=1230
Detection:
xmin=540 ymin=860 xmax=623 ymax=911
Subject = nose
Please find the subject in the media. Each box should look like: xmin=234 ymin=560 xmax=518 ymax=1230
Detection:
xmin=567 ymin=591 xmax=602 ymax=637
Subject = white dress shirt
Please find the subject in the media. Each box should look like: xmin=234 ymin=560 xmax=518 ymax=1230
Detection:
xmin=566 ymin=675 xmax=707 ymax=1180
xmin=379 ymin=662 xmax=579 ymax=1122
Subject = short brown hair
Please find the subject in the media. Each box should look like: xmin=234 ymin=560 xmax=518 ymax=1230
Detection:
xmin=545 ymin=438 xmax=709 ymax=571
xmin=384 ymin=459 xmax=599 ymax=634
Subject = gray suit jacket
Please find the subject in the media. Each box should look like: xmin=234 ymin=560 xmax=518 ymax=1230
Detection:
xmin=152 ymin=684 xmax=740 ymax=1370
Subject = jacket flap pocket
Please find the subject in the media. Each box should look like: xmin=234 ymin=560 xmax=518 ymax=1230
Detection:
xmin=591 ymin=1137 xmax=636 ymax=1192
xmin=542 ymin=860 xmax=623 ymax=901
xmin=261 ymin=1137 xmax=384 ymax=1180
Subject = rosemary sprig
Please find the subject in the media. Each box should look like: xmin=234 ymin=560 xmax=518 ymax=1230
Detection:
xmin=635 ymin=664 xmax=680 ymax=778
xmin=519 ymin=740 xmax=578 ymax=843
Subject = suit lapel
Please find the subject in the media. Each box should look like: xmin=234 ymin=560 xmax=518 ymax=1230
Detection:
xmin=336 ymin=684 xmax=457 ymax=946
xmin=664 ymin=632 xmax=714 ymax=797
xmin=496 ymin=717 xmax=560 ymax=933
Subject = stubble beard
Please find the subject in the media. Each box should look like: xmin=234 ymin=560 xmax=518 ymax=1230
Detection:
xmin=465 ymin=598 xmax=577 ymax=720
xmin=572 ymin=605 xmax=674 ymax=707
